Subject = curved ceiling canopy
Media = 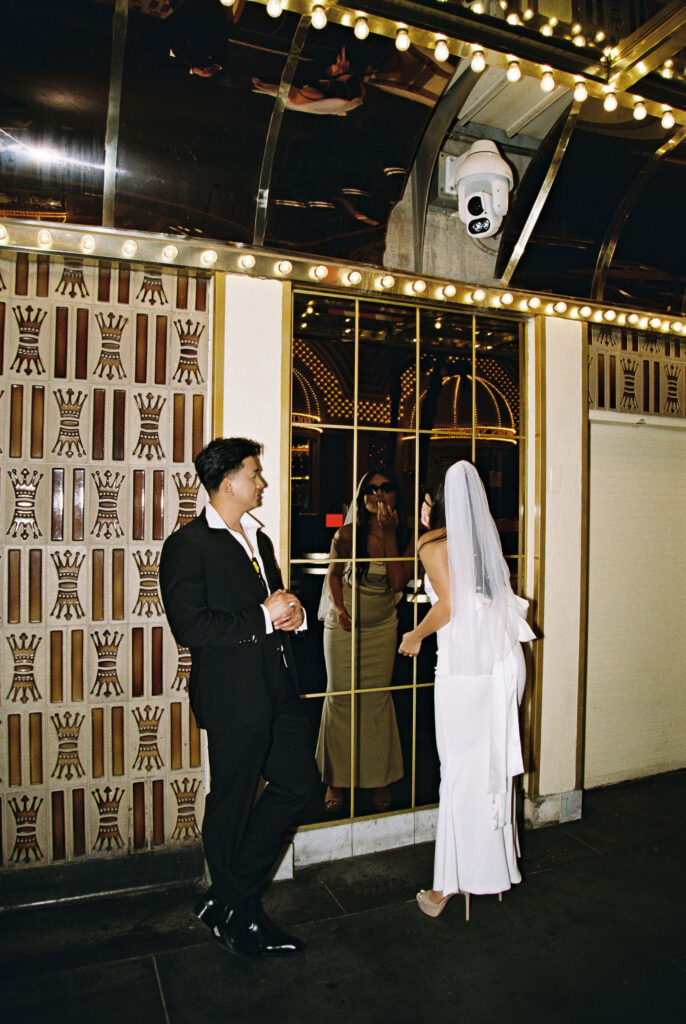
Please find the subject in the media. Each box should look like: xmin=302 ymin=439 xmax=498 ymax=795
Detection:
xmin=1 ymin=0 xmax=685 ymax=308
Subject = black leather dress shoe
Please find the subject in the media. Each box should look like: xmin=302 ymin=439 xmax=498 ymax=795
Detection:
xmin=246 ymin=909 xmax=306 ymax=957
xmin=194 ymin=898 xmax=263 ymax=960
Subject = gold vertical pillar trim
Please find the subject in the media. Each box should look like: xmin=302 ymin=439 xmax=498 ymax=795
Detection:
xmin=212 ymin=272 xmax=226 ymax=438
xmin=50 ymin=630 xmax=63 ymax=703
xmin=348 ymin=295 xmax=360 ymax=819
xmin=92 ymin=707 xmax=105 ymax=778
xmin=280 ymin=281 xmax=293 ymax=576
xmin=152 ymin=779 xmax=164 ymax=845
xmin=7 ymin=549 xmax=21 ymax=622
xmin=52 ymin=791 xmax=66 ymax=860
xmin=28 ymin=548 xmax=42 ymax=622
xmin=576 ymin=321 xmax=590 ymax=789
xmin=102 ymin=0 xmax=128 ymax=227
xmin=518 ymin=321 xmax=527 ymax=595
xmin=29 ymin=712 xmax=43 ymax=784
xmin=92 ymin=549 xmax=105 ymax=621
xmin=471 ymin=313 xmax=477 ymax=463
xmin=9 ymin=384 xmax=23 ymax=458
xmin=189 ymin=705 xmax=201 ymax=767
xmin=112 ymin=548 xmax=125 ymax=620
xmin=411 ymin=305 xmax=421 ymax=810
xmin=132 ymin=780 xmax=145 ymax=848
xmin=71 ymin=630 xmax=84 ymax=702
xmin=8 ymin=714 xmax=22 ymax=786
xmin=30 ymin=385 xmax=45 ymax=458
xmin=73 ymin=789 xmax=86 ymax=857
xmin=170 ymin=702 xmax=183 ymax=770
xmin=526 ymin=316 xmax=546 ymax=800
xmin=111 ymin=706 xmax=124 ymax=776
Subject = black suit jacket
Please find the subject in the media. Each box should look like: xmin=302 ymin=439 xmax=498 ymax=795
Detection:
xmin=159 ymin=510 xmax=298 ymax=732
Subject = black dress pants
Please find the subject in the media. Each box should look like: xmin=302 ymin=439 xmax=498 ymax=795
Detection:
xmin=202 ymin=666 xmax=318 ymax=909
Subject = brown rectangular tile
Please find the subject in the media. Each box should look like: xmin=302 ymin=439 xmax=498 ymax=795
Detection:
xmin=30 ymin=385 xmax=45 ymax=458
xmin=118 ymin=264 xmax=130 ymax=305
xmin=132 ymin=627 xmax=144 ymax=697
xmin=36 ymin=254 xmax=50 ymax=297
xmin=112 ymin=548 xmax=125 ymax=620
xmin=15 ymin=253 xmax=29 ymax=295
xmin=192 ymin=394 xmax=204 ymax=460
xmin=155 ymin=315 xmax=167 ymax=384
xmin=112 ymin=390 xmax=125 ymax=460
xmin=75 ymin=308 xmax=89 ymax=379
xmin=92 ymin=707 xmax=104 ymax=778
xmin=28 ymin=549 xmax=42 ymax=622
xmin=189 ymin=705 xmax=201 ymax=768
xmin=152 ymin=778 xmax=164 ymax=845
xmin=195 ymin=275 xmax=208 ymax=312
xmin=51 ymin=469 xmax=65 ymax=541
xmin=133 ymin=780 xmax=145 ymax=848
xmin=92 ymin=388 xmax=105 ymax=460
xmin=653 ymin=360 xmax=660 ymax=411
xmin=151 ymin=626 xmax=163 ymax=695
xmin=52 ymin=791 xmax=66 ymax=860
xmin=9 ymin=384 xmax=23 ymax=458
xmin=111 ymin=705 xmax=124 ymax=776
xmin=98 ymin=262 xmax=111 ymax=303
xmin=50 ymin=630 xmax=63 ymax=702
xmin=92 ymin=549 xmax=105 ymax=621
xmin=72 ymin=467 xmax=85 ymax=541
xmin=29 ymin=712 xmax=43 ymax=785
xmin=135 ymin=313 xmax=148 ymax=383
xmin=0 ymin=301 xmax=5 ymax=373
xmin=71 ymin=630 xmax=84 ymax=702
xmin=133 ymin=470 xmax=145 ymax=540
xmin=153 ymin=470 xmax=165 ymax=540
xmin=176 ymin=271 xmax=188 ymax=309
xmin=8 ymin=715 xmax=21 ymax=786
xmin=170 ymin=702 xmax=182 ymax=770
xmin=173 ymin=393 xmax=185 ymax=463
xmin=8 ymin=549 xmax=21 ymax=623
xmin=54 ymin=306 xmax=68 ymax=378
xmin=72 ymin=789 xmax=86 ymax=856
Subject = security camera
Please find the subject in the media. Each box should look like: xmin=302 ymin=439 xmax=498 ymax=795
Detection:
xmin=441 ymin=140 xmax=513 ymax=239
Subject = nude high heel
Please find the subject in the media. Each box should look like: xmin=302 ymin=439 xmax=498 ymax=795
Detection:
xmin=416 ymin=889 xmax=471 ymax=921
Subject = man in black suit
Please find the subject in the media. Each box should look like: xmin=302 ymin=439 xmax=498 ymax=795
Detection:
xmin=159 ymin=437 xmax=318 ymax=959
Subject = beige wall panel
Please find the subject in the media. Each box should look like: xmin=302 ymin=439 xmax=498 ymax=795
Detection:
xmin=585 ymin=420 xmax=686 ymax=786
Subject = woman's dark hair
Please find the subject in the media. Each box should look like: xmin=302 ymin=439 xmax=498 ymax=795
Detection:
xmin=194 ymin=437 xmax=262 ymax=495
xmin=354 ymin=467 xmax=409 ymax=576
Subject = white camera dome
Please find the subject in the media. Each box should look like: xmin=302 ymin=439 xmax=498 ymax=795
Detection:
xmin=443 ymin=140 xmax=514 ymax=239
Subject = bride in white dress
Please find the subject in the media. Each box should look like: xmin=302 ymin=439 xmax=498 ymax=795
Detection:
xmin=399 ymin=461 xmax=536 ymax=920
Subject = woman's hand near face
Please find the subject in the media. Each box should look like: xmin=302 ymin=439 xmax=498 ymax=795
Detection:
xmin=377 ymin=500 xmax=399 ymax=533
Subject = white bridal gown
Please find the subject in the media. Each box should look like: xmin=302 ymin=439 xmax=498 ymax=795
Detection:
xmin=426 ymin=574 xmax=535 ymax=896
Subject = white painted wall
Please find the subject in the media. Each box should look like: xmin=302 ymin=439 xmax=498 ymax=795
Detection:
xmin=220 ymin=274 xmax=292 ymax=568
xmin=585 ymin=417 xmax=686 ymax=786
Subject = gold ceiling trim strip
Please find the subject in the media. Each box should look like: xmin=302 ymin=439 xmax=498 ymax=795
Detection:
xmin=102 ymin=0 xmax=128 ymax=228
xmin=609 ymin=0 xmax=686 ymax=92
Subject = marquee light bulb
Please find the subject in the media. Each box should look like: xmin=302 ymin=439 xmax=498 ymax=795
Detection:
xmin=276 ymin=260 xmax=293 ymax=275
xmin=527 ymin=296 xmax=541 ymax=309
xmin=627 ymin=313 xmax=639 ymax=325
xmin=201 ymin=249 xmax=218 ymax=266
xmin=603 ymin=90 xmax=618 ymax=112
xmin=122 ymin=239 xmax=138 ymax=258
xmin=440 ymin=284 xmax=456 ymax=299
xmin=354 ymin=17 xmax=369 ymax=41
xmin=500 ymin=292 xmax=513 ymax=305
xmin=238 ymin=254 xmax=256 ymax=270
xmin=311 ymin=264 xmax=328 ymax=280
xmin=266 ymin=0 xmax=283 ymax=17
xmin=579 ymin=306 xmax=592 ymax=317
xmin=162 ymin=244 xmax=178 ymax=261
xmin=649 ymin=317 xmax=661 ymax=329
xmin=604 ymin=309 xmax=616 ymax=321
xmin=662 ymin=108 xmax=675 ymax=129
xmin=395 ymin=28 xmax=410 ymax=52
xmin=345 ymin=270 xmax=362 ymax=286
xmin=554 ymin=301 xmax=568 ymax=313
xmin=311 ymin=4 xmax=327 ymax=29
xmin=471 ymin=288 xmax=486 ymax=303
xmin=540 ymin=69 xmax=555 ymax=92
xmin=574 ymin=79 xmax=588 ymax=102
xmin=434 ymin=38 xmax=450 ymax=63
xmin=378 ymin=274 xmax=395 ymax=289
xmin=471 ymin=48 xmax=486 ymax=73
xmin=633 ymin=100 xmax=647 ymax=120
xmin=412 ymin=280 xmax=426 ymax=294
xmin=80 ymin=234 xmax=96 ymax=253
xmin=507 ymin=59 xmax=521 ymax=83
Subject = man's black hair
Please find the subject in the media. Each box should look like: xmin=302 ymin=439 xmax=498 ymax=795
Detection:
xmin=194 ymin=437 xmax=262 ymax=495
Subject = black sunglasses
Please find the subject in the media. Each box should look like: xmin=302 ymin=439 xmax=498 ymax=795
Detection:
xmin=363 ymin=482 xmax=395 ymax=495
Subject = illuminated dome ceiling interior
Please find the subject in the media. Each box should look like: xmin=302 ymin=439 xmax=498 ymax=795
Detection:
xmin=1 ymin=0 xmax=685 ymax=311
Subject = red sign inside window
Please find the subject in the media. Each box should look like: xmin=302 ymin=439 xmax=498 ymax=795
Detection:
xmin=326 ymin=513 xmax=344 ymax=528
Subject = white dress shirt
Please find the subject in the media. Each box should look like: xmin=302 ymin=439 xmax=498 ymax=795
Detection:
xmin=204 ymin=502 xmax=274 ymax=634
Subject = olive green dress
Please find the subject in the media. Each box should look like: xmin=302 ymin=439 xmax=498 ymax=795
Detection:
xmin=315 ymin=561 xmax=404 ymax=788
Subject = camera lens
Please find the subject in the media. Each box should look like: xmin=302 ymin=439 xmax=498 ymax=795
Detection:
xmin=468 ymin=217 xmax=491 ymax=235
xmin=467 ymin=195 xmax=484 ymax=216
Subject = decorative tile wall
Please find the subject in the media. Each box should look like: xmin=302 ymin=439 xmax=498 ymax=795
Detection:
xmin=588 ymin=323 xmax=685 ymax=419
xmin=0 ymin=252 xmax=209 ymax=871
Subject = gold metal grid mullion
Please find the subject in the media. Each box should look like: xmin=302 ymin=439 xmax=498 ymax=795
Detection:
xmin=348 ymin=296 xmax=360 ymax=820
